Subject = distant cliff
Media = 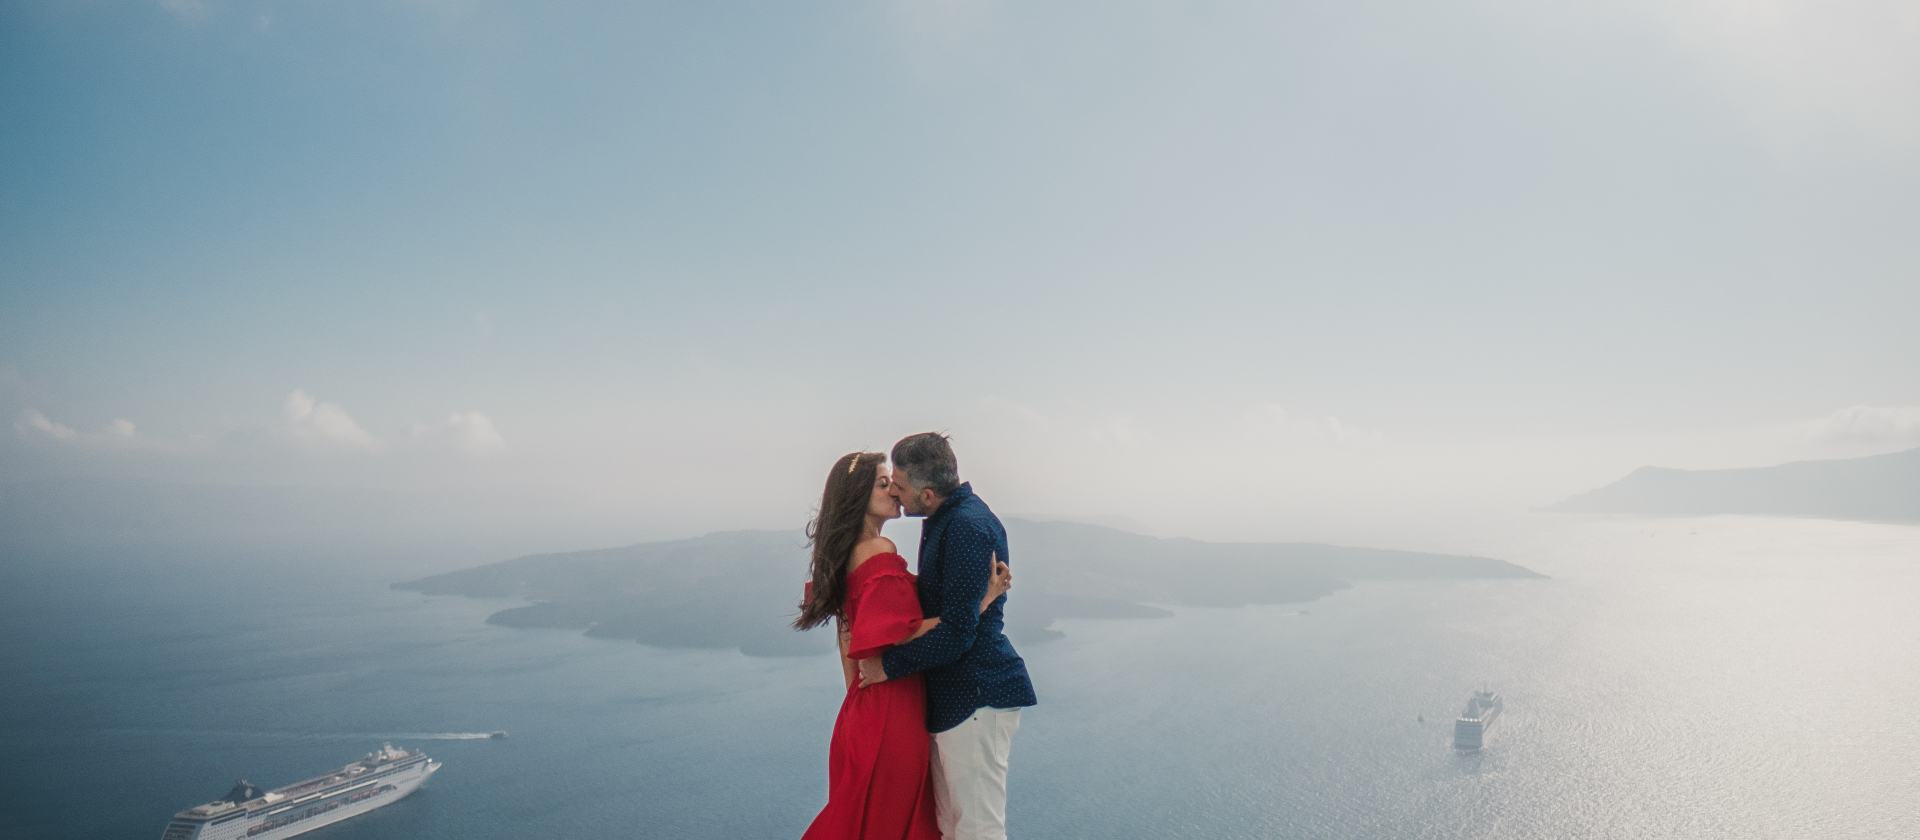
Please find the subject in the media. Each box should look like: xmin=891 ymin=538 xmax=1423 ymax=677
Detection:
xmin=1549 ymin=448 xmax=1920 ymax=522
xmin=393 ymin=519 xmax=1543 ymax=656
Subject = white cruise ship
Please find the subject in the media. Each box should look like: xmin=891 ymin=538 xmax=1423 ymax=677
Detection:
xmin=159 ymin=744 xmax=439 ymax=840
xmin=1453 ymin=690 xmax=1502 ymax=750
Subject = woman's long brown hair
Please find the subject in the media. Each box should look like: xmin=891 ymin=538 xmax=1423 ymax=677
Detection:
xmin=794 ymin=451 xmax=886 ymax=630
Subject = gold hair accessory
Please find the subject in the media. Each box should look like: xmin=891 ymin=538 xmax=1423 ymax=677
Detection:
xmin=848 ymin=454 xmax=860 ymax=474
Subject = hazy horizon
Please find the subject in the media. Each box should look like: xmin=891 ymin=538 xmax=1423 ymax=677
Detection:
xmin=5 ymin=1 xmax=1918 ymax=547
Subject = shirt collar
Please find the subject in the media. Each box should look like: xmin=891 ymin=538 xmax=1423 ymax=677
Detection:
xmin=926 ymin=481 xmax=973 ymax=525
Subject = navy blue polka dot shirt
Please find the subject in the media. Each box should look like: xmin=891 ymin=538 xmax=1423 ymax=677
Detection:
xmin=881 ymin=482 xmax=1038 ymax=733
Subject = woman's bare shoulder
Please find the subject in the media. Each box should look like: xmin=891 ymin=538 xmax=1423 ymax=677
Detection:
xmin=849 ymin=536 xmax=898 ymax=569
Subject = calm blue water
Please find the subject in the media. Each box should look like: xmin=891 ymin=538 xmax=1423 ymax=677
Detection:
xmin=4 ymin=516 xmax=1917 ymax=839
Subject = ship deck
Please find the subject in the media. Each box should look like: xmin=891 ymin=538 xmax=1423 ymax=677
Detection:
xmin=248 ymin=754 xmax=426 ymax=809
xmin=170 ymin=750 xmax=432 ymax=824
xmin=268 ymin=768 xmax=366 ymax=800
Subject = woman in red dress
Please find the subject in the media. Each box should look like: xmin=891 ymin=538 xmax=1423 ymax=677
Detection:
xmin=795 ymin=451 xmax=1010 ymax=840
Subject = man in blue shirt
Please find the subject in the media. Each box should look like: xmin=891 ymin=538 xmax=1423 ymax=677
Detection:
xmin=856 ymin=432 xmax=1036 ymax=840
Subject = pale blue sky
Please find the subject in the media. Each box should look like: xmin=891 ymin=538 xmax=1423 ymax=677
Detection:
xmin=3 ymin=0 xmax=1916 ymax=544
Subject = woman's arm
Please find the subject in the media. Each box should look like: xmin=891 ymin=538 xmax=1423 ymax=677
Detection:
xmin=901 ymin=555 xmax=1011 ymax=644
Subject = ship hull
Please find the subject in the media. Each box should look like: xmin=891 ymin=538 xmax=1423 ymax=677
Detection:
xmin=1453 ymin=718 xmax=1492 ymax=750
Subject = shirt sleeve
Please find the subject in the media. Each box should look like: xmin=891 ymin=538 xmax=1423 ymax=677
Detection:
xmin=846 ymin=572 xmax=925 ymax=661
xmin=881 ymin=519 xmax=994 ymax=678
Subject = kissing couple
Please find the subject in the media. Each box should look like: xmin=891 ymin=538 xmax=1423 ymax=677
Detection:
xmin=794 ymin=433 xmax=1037 ymax=840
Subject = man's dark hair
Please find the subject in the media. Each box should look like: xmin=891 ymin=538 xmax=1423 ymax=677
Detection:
xmin=891 ymin=432 xmax=960 ymax=497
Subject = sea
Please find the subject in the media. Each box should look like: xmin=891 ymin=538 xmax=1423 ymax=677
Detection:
xmin=3 ymin=514 xmax=1917 ymax=839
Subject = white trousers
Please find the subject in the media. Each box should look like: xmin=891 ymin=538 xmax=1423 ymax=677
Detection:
xmin=930 ymin=706 xmax=1022 ymax=840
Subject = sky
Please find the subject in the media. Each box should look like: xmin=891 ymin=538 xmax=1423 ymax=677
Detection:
xmin=2 ymin=0 xmax=1917 ymax=549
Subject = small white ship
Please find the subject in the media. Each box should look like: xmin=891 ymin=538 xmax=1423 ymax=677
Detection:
xmin=1453 ymin=690 xmax=1502 ymax=750
xmin=160 ymin=744 xmax=439 ymax=840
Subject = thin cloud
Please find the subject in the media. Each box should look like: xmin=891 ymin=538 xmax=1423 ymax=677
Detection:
xmin=11 ymin=410 xmax=175 ymax=453
xmin=284 ymin=390 xmax=379 ymax=451
xmin=1238 ymin=403 xmax=1383 ymax=447
xmin=16 ymin=409 xmax=78 ymax=441
xmin=1811 ymin=405 xmax=1920 ymax=449
xmin=409 ymin=411 xmax=507 ymax=457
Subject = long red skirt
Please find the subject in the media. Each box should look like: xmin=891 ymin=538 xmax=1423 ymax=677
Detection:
xmin=800 ymin=675 xmax=939 ymax=840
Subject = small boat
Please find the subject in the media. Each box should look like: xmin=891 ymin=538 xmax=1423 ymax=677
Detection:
xmin=489 ymin=730 xmax=508 ymax=739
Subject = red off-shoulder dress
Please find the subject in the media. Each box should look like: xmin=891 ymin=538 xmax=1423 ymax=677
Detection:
xmin=801 ymin=552 xmax=940 ymax=840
